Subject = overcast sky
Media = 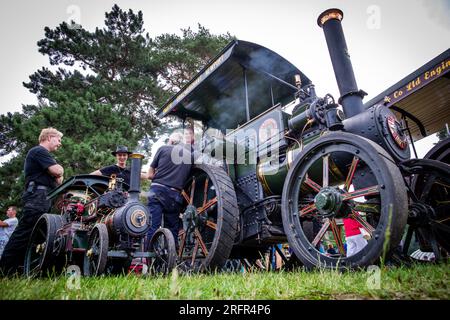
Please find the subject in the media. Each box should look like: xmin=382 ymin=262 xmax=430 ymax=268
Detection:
xmin=0 ymin=0 xmax=449 ymax=157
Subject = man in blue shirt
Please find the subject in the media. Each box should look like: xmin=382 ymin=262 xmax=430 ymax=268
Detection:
xmin=0 ymin=206 xmax=19 ymax=258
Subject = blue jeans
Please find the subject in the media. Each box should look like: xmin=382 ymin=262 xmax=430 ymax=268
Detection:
xmin=147 ymin=185 xmax=183 ymax=248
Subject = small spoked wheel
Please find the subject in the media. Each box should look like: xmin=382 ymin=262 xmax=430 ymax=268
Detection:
xmin=148 ymin=228 xmax=177 ymax=275
xmin=24 ymin=214 xmax=63 ymax=277
xmin=178 ymin=164 xmax=239 ymax=272
xmin=83 ymin=223 xmax=108 ymax=276
xmin=282 ymin=132 xmax=408 ymax=269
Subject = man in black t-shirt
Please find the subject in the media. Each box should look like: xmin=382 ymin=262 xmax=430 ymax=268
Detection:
xmin=0 ymin=127 xmax=64 ymax=276
xmin=90 ymin=145 xmax=132 ymax=186
xmin=144 ymin=132 xmax=193 ymax=248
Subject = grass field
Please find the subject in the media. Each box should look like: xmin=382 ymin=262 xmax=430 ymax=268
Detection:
xmin=0 ymin=263 xmax=448 ymax=300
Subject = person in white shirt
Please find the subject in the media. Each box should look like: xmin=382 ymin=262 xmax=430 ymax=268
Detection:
xmin=0 ymin=206 xmax=19 ymax=257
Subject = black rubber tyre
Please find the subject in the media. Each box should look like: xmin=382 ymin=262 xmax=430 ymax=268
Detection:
xmin=24 ymin=214 xmax=63 ymax=277
xmin=422 ymin=137 xmax=450 ymax=163
xmin=403 ymin=158 xmax=450 ymax=257
xmin=178 ymin=164 xmax=239 ymax=271
xmin=148 ymin=228 xmax=177 ymax=275
xmin=414 ymin=137 xmax=450 ymax=255
xmin=83 ymin=223 xmax=109 ymax=276
xmin=282 ymin=132 xmax=408 ymax=270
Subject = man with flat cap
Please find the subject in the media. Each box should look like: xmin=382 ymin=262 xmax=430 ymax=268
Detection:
xmin=91 ymin=145 xmax=132 ymax=186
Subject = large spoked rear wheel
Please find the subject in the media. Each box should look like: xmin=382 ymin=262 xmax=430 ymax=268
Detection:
xmin=24 ymin=214 xmax=63 ymax=277
xmin=282 ymin=132 xmax=408 ymax=270
xmin=178 ymin=164 xmax=239 ymax=272
xmin=83 ymin=223 xmax=108 ymax=276
xmin=148 ymin=228 xmax=177 ymax=275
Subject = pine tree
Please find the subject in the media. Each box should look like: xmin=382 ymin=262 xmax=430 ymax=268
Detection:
xmin=436 ymin=126 xmax=449 ymax=141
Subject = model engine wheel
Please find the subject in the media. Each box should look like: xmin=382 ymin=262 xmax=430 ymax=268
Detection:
xmin=24 ymin=214 xmax=64 ymax=277
xmin=282 ymin=132 xmax=408 ymax=269
xmin=83 ymin=223 xmax=108 ymax=276
xmin=148 ymin=228 xmax=177 ymax=275
xmin=178 ymin=164 xmax=239 ymax=271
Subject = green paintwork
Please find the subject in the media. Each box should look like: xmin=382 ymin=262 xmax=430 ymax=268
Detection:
xmin=72 ymin=230 xmax=88 ymax=249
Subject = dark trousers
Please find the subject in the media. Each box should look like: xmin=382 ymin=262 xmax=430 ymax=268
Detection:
xmin=147 ymin=185 xmax=183 ymax=248
xmin=0 ymin=189 xmax=50 ymax=276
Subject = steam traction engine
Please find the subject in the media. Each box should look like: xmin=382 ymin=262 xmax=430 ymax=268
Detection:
xmin=158 ymin=9 xmax=449 ymax=270
xmin=24 ymin=154 xmax=177 ymax=276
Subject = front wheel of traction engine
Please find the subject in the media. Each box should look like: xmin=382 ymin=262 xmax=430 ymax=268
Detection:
xmin=83 ymin=223 xmax=108 ymax=276
xmin=24 ymin=214 xmax=64 ymax=277
xmin=178 ymin=164 xmax=239 ymax=272
xmin=282 ymin=132 xmax=408 ymax=269
xmin=148 ymin=228 xmax=177 ymax=275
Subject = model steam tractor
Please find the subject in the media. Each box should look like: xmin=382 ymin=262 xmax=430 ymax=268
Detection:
xmin=24 ymin=154 xmax=177 ymax=276
xmin=157 ymin=8 xmax=449 ymax=270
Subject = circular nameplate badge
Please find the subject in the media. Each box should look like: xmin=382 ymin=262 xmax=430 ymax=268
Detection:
xmin=386 ymin=116 xmax=407 ymax=150
xmin=259 ymin=118 xmax=278 ymax=143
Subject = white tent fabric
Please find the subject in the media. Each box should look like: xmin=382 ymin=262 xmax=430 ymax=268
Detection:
xmin=410 ymin=249 xmax=435 ymax=261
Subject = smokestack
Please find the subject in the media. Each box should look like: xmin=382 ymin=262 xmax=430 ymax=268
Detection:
xmin=318 ymin=9 xmax=366 ymax=118
xmin=128 ymin=153 xmax=144 ymax=201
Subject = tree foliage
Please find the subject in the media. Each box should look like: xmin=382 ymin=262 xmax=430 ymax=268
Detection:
xmin=0 ymin=4 xmax=234 ymax=212
xmin=436 ymin=127 xmax=449 ymax=141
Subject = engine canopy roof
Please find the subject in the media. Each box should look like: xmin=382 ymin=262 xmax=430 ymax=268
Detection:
xmin=157 ymin=40 xmax=311 ymax=131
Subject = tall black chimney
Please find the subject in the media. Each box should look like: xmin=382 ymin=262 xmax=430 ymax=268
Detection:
xmin=128 ymin=153 xmax=144 ymax=202
xmin=318 ymin=9 xmax=366 ymax=118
